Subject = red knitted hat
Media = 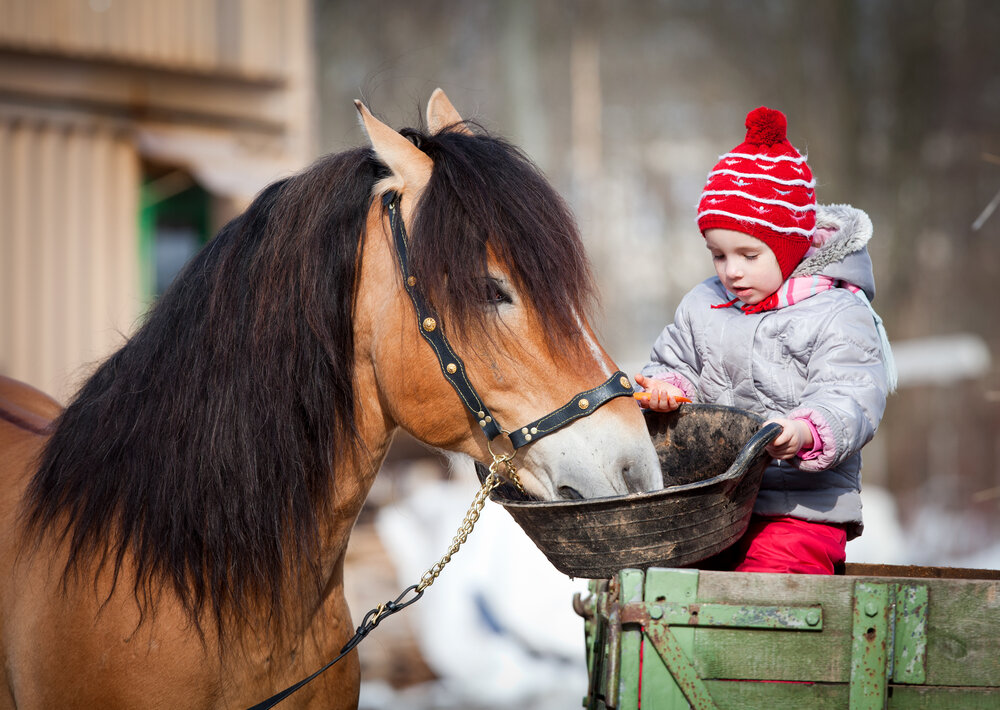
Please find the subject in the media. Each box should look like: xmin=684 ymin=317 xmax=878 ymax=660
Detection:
xmin=697 ymin=107 xmax=816 ymax=280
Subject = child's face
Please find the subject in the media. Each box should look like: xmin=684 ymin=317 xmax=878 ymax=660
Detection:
xmin=704 ymin=229 xmax=784 ymax=305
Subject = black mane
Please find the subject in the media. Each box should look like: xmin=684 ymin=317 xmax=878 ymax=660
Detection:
xmin=403 ymin=126 xmax=595 ymax=343
xmin=22 ymin=123 xmax=595 ymax=634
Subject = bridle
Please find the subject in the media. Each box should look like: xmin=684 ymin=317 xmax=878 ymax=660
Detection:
xmin=248 ymin=191 xmax=636 ymax=709
xmin=384 ymin=190 xmax=635 ymax=456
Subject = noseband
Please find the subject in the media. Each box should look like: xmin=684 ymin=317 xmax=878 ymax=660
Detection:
xmin=383 ymin=191 xmax=634 ymax=453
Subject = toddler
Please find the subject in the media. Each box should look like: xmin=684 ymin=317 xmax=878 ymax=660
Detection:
xmin=636 ymin=107 xmax=896 ymax=574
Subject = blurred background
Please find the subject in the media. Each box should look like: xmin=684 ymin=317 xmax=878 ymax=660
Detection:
xmin=1 ymin=1 xmax=998 ymax=707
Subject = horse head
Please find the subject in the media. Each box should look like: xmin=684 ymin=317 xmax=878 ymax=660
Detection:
xmin=353 ymin=90 xmax=661 ymax=500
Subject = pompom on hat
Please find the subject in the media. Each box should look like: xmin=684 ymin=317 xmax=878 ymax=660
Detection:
xmin=697 ymin=107 xmax=816 ymax=280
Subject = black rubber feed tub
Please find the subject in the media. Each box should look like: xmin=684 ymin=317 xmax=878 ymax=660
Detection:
xmin=476 ymin=404 xmax=781 ymax=578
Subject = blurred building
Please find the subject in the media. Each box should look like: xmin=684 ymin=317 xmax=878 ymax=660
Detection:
xmin=0 ymin=0 xmax=315 ymax=402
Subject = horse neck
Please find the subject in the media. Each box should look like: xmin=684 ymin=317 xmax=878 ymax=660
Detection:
xmin=312 ymin=235 xmax=399 ymax=599
xmin=324 ymin=374 xmax=392 ymax=566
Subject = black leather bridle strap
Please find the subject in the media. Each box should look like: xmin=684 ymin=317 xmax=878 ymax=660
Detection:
xmin=384 ymin=192 xmax=504 ymax=441
xmin=507 ymin=371 xmax=635 ymax=448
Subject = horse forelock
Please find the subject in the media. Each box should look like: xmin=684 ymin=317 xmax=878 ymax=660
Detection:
xmin=402 ymin=127 xmax=597 ymax=354
xmin=22 ymin=147 xmax=388 ymax=636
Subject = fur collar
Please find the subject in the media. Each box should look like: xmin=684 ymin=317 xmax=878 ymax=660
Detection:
xmin=791 ymin=204 xmax=873 ymax=278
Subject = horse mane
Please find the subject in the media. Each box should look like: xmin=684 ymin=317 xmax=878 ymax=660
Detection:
xmin=403 ymin=125 xmax=595 ymax=345
xmin=21 ymin=122 xmax=596 ymax=636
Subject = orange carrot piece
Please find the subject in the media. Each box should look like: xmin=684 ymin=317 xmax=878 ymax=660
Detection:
xmin=633 ymin=392 xmax=691 ymax=403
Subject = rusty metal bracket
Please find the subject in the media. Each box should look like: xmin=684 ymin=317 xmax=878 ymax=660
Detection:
xmin=850 ymin=581 xmax=929 ymax=709
xmin=850 ymin=582 xmax=892 ymax=709
xmin=620 ymin=600 xmax=824 ymax=631
xmin=642 ymin=618 xmax=718 ymax=710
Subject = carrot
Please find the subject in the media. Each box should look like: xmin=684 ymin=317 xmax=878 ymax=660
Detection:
xmin=633 ymin=392 xmax=692 ymax=403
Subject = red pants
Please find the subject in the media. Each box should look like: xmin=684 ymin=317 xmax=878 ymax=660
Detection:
xmin=704 ymin=516 xmax=847 ymax=574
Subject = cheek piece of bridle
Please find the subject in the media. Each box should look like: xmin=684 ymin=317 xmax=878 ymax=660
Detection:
xmin=247 ymin=191 xmax=635 ymax=710
xmin=383 ymin=191 xmax=635 ymax=453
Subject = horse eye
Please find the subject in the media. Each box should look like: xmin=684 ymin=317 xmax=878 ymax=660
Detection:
xmin=483 ymin=278 xmax=512 ymax=305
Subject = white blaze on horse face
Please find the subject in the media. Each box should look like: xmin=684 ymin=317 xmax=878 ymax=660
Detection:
xmin=574 ymin=309 xmax=614 ymax=378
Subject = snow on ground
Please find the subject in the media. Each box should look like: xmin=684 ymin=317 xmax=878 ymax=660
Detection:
xmin=365 ymin=471 xmax=590 ymax=710
xmin=845 ymin=485 xmax=909 ymax=564
xmin=848 ymin=484 xmax=1000 ymax=569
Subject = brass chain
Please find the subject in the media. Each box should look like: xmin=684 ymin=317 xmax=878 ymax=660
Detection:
xmin=415 ymin=454 xmax=522 ymax=592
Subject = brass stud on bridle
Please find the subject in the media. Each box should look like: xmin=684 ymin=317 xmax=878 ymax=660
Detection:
xmin=446 ymin=363 xmax=458 ymax=374
xmin=422 ymin=317 xmax=437 ymax=332
xmin=578 ymin=398 xmax=590 ymax=410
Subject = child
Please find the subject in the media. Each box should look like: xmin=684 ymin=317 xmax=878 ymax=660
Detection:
xmin=636 ymin=106 xmax=896 ymax=575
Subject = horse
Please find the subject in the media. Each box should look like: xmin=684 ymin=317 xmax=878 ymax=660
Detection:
xmin=0 ymin=89 xmax=661 ymax=709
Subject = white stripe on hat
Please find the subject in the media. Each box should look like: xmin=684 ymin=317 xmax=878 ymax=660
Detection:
xmin=695 ymin=208 xmax=815 ymax=236
xmin=706 ymin=168 xmax=816 ymax=187
xmin=700 ymin=190 xmax=817 ymax=212
xmin=719 ymin=151 xmax=809 ymax=164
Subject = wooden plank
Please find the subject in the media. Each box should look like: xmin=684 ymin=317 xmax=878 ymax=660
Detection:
xmin=684 ymin=570 xmax=1000 ymax=687
xmin=692 ymin=571 xmax=855 ymax=682
xmin=704 ymin=681 xmax=1000 ymax=708
xmin=845 ymin=564 xmax=1000 ymax=581
xmin=888 ymin=685 xmax=1000 ymax=708
xmin=705 ymin=680 xmax=847 ymax=708
xmin=921 ymin=579 xmax=1000 ymax=687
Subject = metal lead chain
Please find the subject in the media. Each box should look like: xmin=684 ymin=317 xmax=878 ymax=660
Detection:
xmin=416 ymin=454 xmax=521 ymax=592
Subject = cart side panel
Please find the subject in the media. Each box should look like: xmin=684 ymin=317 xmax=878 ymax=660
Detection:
xmin=693 ymin=569 xmax=1000 ymax=687
xmin=688 ymin=570 xmax=855 ymax=682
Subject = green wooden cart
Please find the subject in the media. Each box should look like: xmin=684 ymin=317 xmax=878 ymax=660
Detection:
xmin=576 ymin=563 xmax=1000 ymax=709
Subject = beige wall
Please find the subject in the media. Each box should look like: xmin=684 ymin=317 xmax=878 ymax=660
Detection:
xmin=0 ymin=113 xmax=140 ymax=400
xmin=0 ymin=0 xmax=314 ymax=403
xmin=0 ymin=0 xmax=290 ymax=81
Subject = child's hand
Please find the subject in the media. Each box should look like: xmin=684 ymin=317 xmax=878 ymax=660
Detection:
xmin=764 ymin=418 xmax=814 ymax=460
xmin=633 ymin=374 xmax=689 ymax=412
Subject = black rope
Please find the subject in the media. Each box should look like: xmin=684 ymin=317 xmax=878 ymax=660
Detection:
xmin=246 ymin=585 xmax=424 ymax=710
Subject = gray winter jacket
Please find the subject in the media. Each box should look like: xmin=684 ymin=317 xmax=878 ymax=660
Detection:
xmin=640 ymin=204 xmax=891 ymax=539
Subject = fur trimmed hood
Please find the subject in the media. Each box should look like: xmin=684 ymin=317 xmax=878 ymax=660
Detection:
xmin=791 ymin=204 xmax=877 ymax=300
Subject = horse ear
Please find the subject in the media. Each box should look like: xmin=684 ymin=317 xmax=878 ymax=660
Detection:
xmin=355 ymin=99 xmax=433 ymax=200
xmin=426 ymin=88 xmax=471 ymax=135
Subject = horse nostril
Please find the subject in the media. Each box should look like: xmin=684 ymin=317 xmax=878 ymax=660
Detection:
xmin=622 ymin=464 xmax=633 ymax=489
xmin=558 ymin=485 xmax=585 ymax=500
xmin=622 ymin=456 xmax=662 ymax=493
